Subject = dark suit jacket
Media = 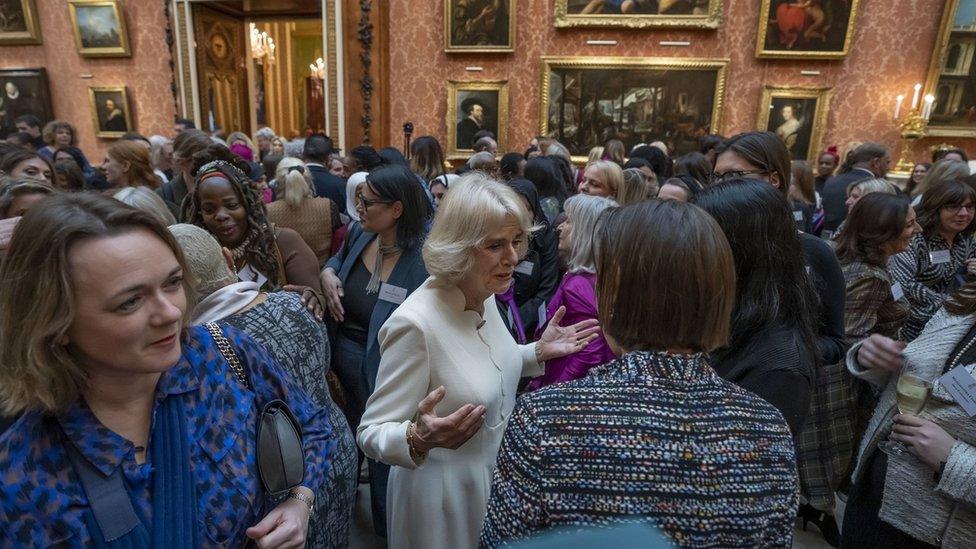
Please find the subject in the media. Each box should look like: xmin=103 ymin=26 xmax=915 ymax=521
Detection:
xmin=456 ymin=118 xmax=481 ymax=150
xmin=821 ymin=168 xmax=874 ymax=232
xmin=512 ymin=225 xmax=560 ymax=336
xmin=325 ymin=223 xmax=428 ymax=391
xmin=308 ymin=164 xmax=347 ymax=214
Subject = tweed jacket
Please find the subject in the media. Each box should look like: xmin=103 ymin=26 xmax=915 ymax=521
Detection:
xmin=847 ymin=308 xmax=976 ymax=547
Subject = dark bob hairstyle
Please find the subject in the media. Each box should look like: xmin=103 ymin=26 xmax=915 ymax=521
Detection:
xmin=835 ymin=192 xmax=912 ymax=267
xmin=916 ymin=178 xmax=976 ymax=238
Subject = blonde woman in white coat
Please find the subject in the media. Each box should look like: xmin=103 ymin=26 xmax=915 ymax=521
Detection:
xmin=357 ymin=172 xmax=600 ymax=549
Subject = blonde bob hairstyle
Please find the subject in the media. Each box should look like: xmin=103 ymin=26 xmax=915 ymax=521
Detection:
xmin=0 ymin=193 xmax=196 ymax=415
xmin=585 ymin=160 xmax=624 ymax=198
xmin=563 ymin=193 xmax=618 ymax=273
xmin=423 ymin=171 xmax=535 ymax=287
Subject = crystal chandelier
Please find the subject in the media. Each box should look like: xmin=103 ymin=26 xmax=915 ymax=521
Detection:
xmin=249 ymin=23 xmax=276 ymax=64
xmin=309 ymin=57 xmax=326 ymax=80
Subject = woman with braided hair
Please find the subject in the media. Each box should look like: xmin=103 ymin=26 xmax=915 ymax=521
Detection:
xmin=187 ymin=159 xmax=324 ymax=299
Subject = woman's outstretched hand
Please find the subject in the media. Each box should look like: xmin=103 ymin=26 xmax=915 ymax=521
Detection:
xmin=537 ymin=306 xmax=601 ymax=362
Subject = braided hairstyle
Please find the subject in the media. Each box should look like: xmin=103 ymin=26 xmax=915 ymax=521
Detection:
xmin=186 ymin=160 xmax=282 ymax=287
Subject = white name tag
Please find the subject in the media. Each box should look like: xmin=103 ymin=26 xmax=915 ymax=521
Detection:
xmin=378 ymin=282 xmax=408 ymax=305
xmin=930 ymin=249 xmax=952 ymax=264
xmin=515 ymin=261 xmax=534 ymax=275
xmin=538 ymin=302 xmax=548 ymax=327
xmin=891 ymin=282 xmax=904 ymax=301
xmin=237 ymin=263 xmax=268 ymax=289
xmin=793 ymin=210 xmax=804 ymax=221
xmin=939 ymin=366 xmax=976 ymax=416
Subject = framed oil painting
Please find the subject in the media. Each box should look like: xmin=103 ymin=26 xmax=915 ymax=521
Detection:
xmin=540 ymin=57 xmax=728 ymax=161
xmin=445 ymin=0 xmax=515 ymax=52
xmin=756 ymin=87 xmax=831 ymax=162
xmin=0 ymin=68 xmax=52 ymax=138
xmin=0 ymin=0 xmax=41 ymax=44
xmin=755 ymin=0 xmax=861 ymax=59
xmin=446 ymin=81 xmax=508 ymax=157
xmin=68 ymin=0 xmax=131 ymax=57
xmin=553 ymin=0 xmax=722 ymax=29
xmin=922 ymin=0 xmax=976 ymax=137
xmin=89 ymin=86 xmax=132 ymax=138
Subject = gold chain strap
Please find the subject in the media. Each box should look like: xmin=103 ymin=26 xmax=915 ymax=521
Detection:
xmin=204 ymin=322 xmax=252 ymax=390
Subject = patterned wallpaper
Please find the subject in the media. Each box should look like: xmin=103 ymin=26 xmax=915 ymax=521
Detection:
xmin=0 ymin=1 xmax=175 ymax=160
xmin=388 ymin=0 xmax=971 ymax=163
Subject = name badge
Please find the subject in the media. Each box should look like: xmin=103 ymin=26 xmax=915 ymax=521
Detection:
xmin=939 ymin=366 xmax=976 ymax=416
xmin=793 ymin=210 xmax=804 ymax=221
xmin=515 ymin=261 xmax=534 ymax=275
xmin=538 ymin=302 xmax=548 ymax=327
xmin=378 ymin=282 xmax=408 ymax=305
xmin=891 ymin=282 xmax=904 ymax=301
xmin=930 ymin=249 xmax=952 ymax=264
xmin=237 ymin=264 xmax=268 ymax=289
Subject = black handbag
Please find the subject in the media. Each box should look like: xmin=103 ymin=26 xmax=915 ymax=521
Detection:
xmin=205 ymin=322 xmax=306 ymax=494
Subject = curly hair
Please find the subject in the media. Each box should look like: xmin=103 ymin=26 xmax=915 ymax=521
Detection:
xmin=186 ymin=160 xmax=282 ymax=287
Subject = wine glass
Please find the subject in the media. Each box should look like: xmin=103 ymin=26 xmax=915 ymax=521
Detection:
xmin=879 ymin=372 xmax=934 ymax=456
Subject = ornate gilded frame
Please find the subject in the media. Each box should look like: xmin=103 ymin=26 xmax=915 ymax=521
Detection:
xmin=0 ymin=0 xmax=41 ymax=45
xmin=88 ymin=86 xmax=132 ymax=138
xmin=68 ymin=0 xmax=132 ymax=58
xmin=921 ymin=0 xmax=976 ymax=137
xmin=553 ymin=0 xmax=722 ymax=29
xmin=539 ymin=56 xmax=728 ymax=163
xmin=444 ymin=0 xmax=516 ymax=53
xmin=756 ymin=86 xmax=831 ymax=162
xmin=755 ymin=0 xmax=861 ymax=59
xmin=446 ymin=80 xmax=509 ymax=158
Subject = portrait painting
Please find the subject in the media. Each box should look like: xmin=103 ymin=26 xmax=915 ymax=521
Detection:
xmin=923 ymin=0 xmax=976 ymax=137
xmin=0 ymin=0 xmax=40 ymax=44
xmin=89 ymin=86 xmax=132 ymax=138
xmin=756 ymin=87 xmax=830 ymax=162
xmin=540 ymin=57 xmax=728 ymax=160
xmin=68 ymin=0 xmax=131 ymax=57
xmin=756 ymin=0 xmax=861 ymax=59
xmin=446 ymin=81 xmax=508 ymax=157
xmin=0 ymin=68 xmax=52 ymax=138
xmin=554 ymin=0 xmax=721 ymax=28
xmin=444 ymin=0 xmax=515 ymax=52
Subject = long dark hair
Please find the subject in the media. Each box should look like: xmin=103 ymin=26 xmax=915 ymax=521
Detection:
xmin=694 ymin=179 xmax=817 ymax=359
xmin=364 ymin=164 xmax=432 ymax=250
xmin=713 ymin=131 xmax=791 ymax=197
xmin=835 ymin=193 xmax=911 ymax=267
xmin=524 ymin=156 xmax=568 ymax=202
xmin=916 ymin=178 xmax=976 ymax=238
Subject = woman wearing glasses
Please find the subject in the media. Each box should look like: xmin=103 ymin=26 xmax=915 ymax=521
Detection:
xmin=319 ymin=163 xmax=432 ymax=538
xmin=890 ymin=178 xmax=976 ymax=342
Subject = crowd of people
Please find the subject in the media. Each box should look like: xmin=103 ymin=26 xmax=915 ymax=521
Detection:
xmin=0 ymin=113 xmax=974 ymax=549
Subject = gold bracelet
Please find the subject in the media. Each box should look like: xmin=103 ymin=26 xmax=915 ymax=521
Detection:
xmin=287 ymin=489 xmax=314 ymax=514
xmin=406 ymin=422 xmax=428 ymax=461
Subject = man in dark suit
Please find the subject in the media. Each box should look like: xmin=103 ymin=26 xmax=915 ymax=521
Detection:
xmin=303 ymin=133 xmax=346 ymax=213
xmin=456 ymin=97 xmax=485 ymax=150
xmin=821 ymin=143 xmax=891 ymax=235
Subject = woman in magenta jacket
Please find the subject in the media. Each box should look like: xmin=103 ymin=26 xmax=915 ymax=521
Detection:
xmin=528 ymin=194 xmax=618 ymax=390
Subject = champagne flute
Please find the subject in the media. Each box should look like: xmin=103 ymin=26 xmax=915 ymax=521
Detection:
xmin=879 ymin=373 xmax=934 ymax=456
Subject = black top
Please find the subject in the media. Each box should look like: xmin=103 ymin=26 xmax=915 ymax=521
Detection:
xmin=814 ymin=174 xmax=829 ymax=196
xmin=338 ymin=257 xmax=379 ymax=345
xmin=792 ymin=200 xmax=816 ymax=234
xmin=508 ymin=179 xmax=560 ymax=336
xmin=800 ymin=232 xmax=848 ymax=365
xmin=307 ymin=164 xmax=347 ymax=213
xmin=821 ymin=168 xmax=874 ymax=232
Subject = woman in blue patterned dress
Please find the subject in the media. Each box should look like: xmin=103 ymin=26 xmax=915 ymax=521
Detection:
xmin=0 ymin=193 xmax=334 ymax=547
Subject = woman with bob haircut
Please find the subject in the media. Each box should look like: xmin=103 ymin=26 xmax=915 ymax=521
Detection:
xmin=481 ymin=200 xmax=798 ymax=548
xmin=890 ymin=178 xmax=976 ymax=341
xmin=357 ymin=172 xmax=600 ymax=549
xmin=409 ymin=135 xmax=447 ymax=183
xmin=579 ymin=159 xmax=623 ymax=199
xmin=0 ymin=193 xmax=333 ymax=547
xmin=527 ymin=194 xmax=617 ymax=390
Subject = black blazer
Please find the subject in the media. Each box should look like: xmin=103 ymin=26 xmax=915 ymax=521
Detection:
xmin=512 ymin=225 xmax=559 ymax=336
xmin=308 ymin=164 xmax=347 ymax=214
xmin=821 ymin=168 xmax=874 ymax=233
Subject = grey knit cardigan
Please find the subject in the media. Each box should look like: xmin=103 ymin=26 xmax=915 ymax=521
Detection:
xmin=847 ymin=308 xmax=976 ymax=547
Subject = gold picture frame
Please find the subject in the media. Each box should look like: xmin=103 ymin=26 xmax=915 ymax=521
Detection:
xmin=88 ymin=86 xmax=132 ymax=138
xmin=446 ymin=80 xmax=509 ymax=158
xmin=756 ymin=86 xmax=831 ymax=162
xmin=68 ymin=0 xmax=131 ymax=58
xmin=755 ymin=0 xmax=861 ymax=59
xmin=0 ymin=0 xmax=41 ymax=45
xmin=444 ymin=0 xmax=516 ymax=53
xmin=921 ymin=0 xmax=976 ymax=137
xmin=553 ymin=0 xmax=722 ymax=29
xmin=540 ymin=56 xmax=728 ymax=163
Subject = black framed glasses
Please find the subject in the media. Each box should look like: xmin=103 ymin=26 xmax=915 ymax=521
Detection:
xmin=708 ymin=169 xmax=770 ymax=184
xmin=356 ymin=191 xmax=395 ymax=211
xmin=942 ymin=204 xmax=976 ymax=215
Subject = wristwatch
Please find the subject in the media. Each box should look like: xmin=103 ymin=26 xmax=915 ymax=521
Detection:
xmin=288 ymin=489 xmax=314 ymax=513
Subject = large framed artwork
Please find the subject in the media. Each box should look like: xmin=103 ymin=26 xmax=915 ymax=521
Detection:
xmin=540 ymin=57 xmax=728 ymax=161
xmin=553 ymin=0 xmax=722 ymax=29
xmin=446 ymin=80 xmax=508 ymax=157
xmin=756 ymin=87 xmax=831 ymax=162
xmin=68 ymin=0 xmax=131 ymax=58
xmin=89 ymin=86 xmax=132 ymax=138
xmin=0 ymin=0 xmax=41 ymax=45
xmin=922 ymin=0 xmax=976 ymax=137
xmin=755 ymin=0 xmax=861 ymax=59
xmin=0 ymin=68 xmax=52 ymax=138
xmin=444 ymin=0 xmax=516 ymax=52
